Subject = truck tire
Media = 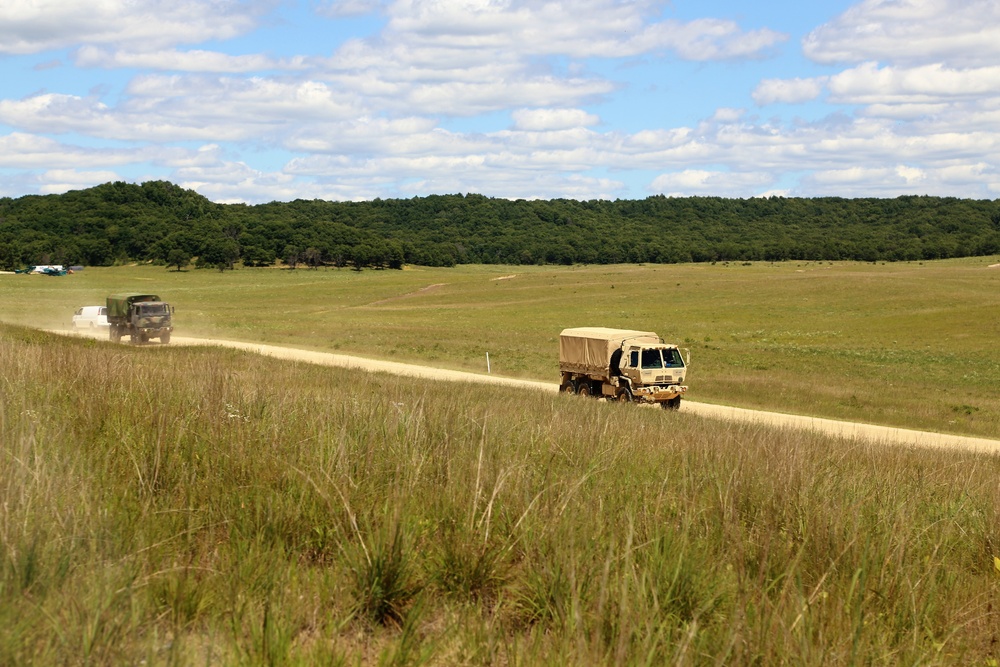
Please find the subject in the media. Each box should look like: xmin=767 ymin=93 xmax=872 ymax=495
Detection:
xmin=616 ymin=388 xmax=632 ymax=403
xmin=161 ymin=332 xmax=171 ymax=344
xmin=577 ymin=382 xmax=592 ymax=397
xmin=662 ymin=396 xmax=681 ymax=410
xmin=111 ymin=327 xmax=121 ymax=343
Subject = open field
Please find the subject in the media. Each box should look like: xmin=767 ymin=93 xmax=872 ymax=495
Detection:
xmin=2 ymin=259 xmax=998 ymax=437
xmin=2 ymin=324 xmax=1000 ymax=665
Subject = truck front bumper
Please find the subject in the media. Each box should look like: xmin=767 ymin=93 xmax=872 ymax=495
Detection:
xmin=635 ymin=385 xmax=687 ymax=404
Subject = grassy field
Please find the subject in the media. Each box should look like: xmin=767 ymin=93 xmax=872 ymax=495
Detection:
xmin=2 ymin=324 xmax=999 ymax=665
xmin=2 ymin=258 xmax=999 ymax=437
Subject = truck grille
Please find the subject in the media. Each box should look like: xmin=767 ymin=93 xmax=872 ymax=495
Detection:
xmin=655 ymin=375 xmax=673 ymax=384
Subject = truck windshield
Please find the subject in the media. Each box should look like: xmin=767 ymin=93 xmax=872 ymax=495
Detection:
xmin=663 ymin=349 xmax=684 ymax=368
xmin=139 ymin=304 xmax=167 ymax=315
xmin=640 ymin=349 xmax=663 ymax=369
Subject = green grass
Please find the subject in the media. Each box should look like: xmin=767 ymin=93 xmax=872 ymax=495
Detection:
xmin=2 ymin=324 xmax=1000 ymax=665
xmin=1 ymin=258 xmax=999 ymax=437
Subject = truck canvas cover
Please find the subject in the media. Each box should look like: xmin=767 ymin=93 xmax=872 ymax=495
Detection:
xmin=559 ymin=327 xmax=660 ymax=374
xmin=107 ymin=293 xmax=161 ymax=319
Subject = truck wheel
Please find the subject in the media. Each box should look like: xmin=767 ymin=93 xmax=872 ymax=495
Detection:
xmin=559 ymin=381 xmax=573 ymax=393
xmin=111 ymin=327 xmax=121 ymax=343
xmin=616 ymin=388 xmax=632 ymax=403
xmin=161 ymin=332 xmax=171 ymax=344
xmin=662 ymin=397 xmax=681 ymax=410
xmin=577 ymin=382 xmax=591 ymax=397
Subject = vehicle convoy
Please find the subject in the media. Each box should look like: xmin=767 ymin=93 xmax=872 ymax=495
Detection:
xmin=107 ymin=293 xmax=174 ymax=344
xmin=559 ymin=327 xmax=688 ymax=409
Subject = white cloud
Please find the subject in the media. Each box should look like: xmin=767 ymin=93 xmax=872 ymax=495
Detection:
xmin=385 ymin=1 xmax=785 ymax=60
xmin=0 ymin=76 xmax=366 ymax=143
xmin=645 ymin=18 xmax=787 ymax=61
xmin=827 ymin=62 xmax=1000 ymax=105
xmin=512 ymin=108 xmax=600 ymax=131
xmin=753 ymin=77 xmax=826 ymax=105
xmin=803 ymin=0 xmax=1000 ymax=67
xmin=39 ymin=169 xmax=123 ymax=194
xmin=75 ymin=46 xmax=308 ymax=73
xmin=712 ymin=108 xmax=746 ymax=123
xmin=307 ymin=0 xmax=785 ymax=117
xmin=802 ymin=160 xmax=999 ymax=197
xmin=317 ymin=0 xmax=387 ymax=18
xmin=0 ymin=0 xmax=268 ymax=55
xmin=650 ymin=169 xmax=773 ymax=196
xmin=0 ymin=133 xmax=120 ymax=168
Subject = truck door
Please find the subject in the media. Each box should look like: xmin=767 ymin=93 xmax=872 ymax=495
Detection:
xmin=622 ymin=348 xmax=641 ymax=385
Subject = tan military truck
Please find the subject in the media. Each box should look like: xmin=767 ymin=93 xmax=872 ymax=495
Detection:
xmin=559 ymin=327 xmax=688 ymax=409
xmin=107 ymin=293 xmax=174 ymax=344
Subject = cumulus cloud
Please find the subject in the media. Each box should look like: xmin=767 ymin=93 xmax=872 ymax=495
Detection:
xmin=0 ymin=133 xmax=114 ymax=168
xmin=0 ymin=76 xmax=366 ymax=143
xmin=753 ymin=77 xmax=827 ymax=105
xmin=316 ymin=0 xmax=387 ymax=18
xmin=0 ymin=0 xmax=268 ymax=54
xmin=650 ymin=169 xmax=774 ymax=196
xmin=75 ymin=46 xmax=309 ymax=73
xmin=511 ymin=108 xmax=600 ymax=131
xmin=39 ymin=169 xmax=124 ymax=194
xmin=803 ymin=0 xmax=1000 ymax=67
xmin=827 ymin=62 xmax=1000 ymax=105
xmin=385 ymin=0 xmax=786 ymax=60
xmin=802 ymin=161 xmax=999 ymax=197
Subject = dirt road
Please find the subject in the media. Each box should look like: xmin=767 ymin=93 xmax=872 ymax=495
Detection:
xmin=60 ymin=329 xmax=1000 ymax=454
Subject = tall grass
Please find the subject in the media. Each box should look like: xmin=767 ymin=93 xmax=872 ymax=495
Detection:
xmin=1 ymin=323 xmax=999 ymax=664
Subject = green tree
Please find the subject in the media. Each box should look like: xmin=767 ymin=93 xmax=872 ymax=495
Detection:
xmin=198 ymin=238 xmax=239 ymax=271
xmin=167 ymin=247 xmax=191 ymax=271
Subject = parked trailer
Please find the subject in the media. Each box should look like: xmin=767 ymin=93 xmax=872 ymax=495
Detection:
xmin=559 ymin=327 xmax=688 ymax=409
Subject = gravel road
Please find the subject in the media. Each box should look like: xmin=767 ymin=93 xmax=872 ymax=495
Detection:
xmin=59 ymin=329 xmax=1000 ymax=454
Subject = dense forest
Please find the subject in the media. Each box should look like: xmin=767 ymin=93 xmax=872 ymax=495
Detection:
xmin=2 ymin=180 xmax=1000 ymax=270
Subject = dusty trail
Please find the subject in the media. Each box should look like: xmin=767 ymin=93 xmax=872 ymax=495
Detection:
xmin=59 ymin=329 xmax=1000 ymax=454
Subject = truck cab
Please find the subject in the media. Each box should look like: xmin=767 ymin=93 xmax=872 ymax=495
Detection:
xmin=620 ymin=345 xmax=686 ymax=386
xmin=618 ymin=344 xmax=687 ymax=408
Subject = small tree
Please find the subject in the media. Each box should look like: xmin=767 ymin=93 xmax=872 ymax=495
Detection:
xmin=303 ymin=246 xmax=322 ymax=269
xmin=167 ymin=248 xmax=191 ymax=271
xmin=198 ymin=238 xmax=240 ymax=271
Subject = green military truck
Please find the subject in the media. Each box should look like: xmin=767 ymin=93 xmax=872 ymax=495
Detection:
xmin=107 ymin=293 xmax=174 ymax=344
xmin=559 ymin=327 xmax=688 ymax=409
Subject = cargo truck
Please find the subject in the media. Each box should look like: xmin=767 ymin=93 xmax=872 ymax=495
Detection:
xmin=107 ymin=293 xmax=174 ymax=344
xmin=559 ymin=327 xmax=688 ymax=409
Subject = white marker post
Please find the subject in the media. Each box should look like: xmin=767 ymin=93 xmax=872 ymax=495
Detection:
xmin=486 ymin=352 xmax=491 ymax=374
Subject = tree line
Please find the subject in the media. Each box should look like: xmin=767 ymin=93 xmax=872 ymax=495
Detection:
xmin=2 ymin=180 xmax=999 ymax=271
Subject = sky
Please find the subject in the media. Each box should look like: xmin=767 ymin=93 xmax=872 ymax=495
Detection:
xmin=2 ymin=0 xmax=1000 ymax=204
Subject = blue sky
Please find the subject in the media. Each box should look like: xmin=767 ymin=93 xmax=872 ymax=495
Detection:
xmin=2 ymin=0 xmax=999 ymax=203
